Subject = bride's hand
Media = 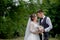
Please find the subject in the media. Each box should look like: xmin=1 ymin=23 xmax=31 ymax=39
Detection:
xmin=35 ymin=29 xmax=40 ymax=34
xmin=38 ymin=26 xmax=44 ymax=34
xmin=39 ymin=29 xmax=44 ymax=34
xmin=32 ymin=30 xmax=40 ymax=34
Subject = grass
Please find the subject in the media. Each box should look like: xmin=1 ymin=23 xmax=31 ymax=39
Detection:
xmin=0 ymin=37 xmax=59 ymax=40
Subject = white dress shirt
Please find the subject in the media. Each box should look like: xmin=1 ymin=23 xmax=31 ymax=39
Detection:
xmin=41 ymin=15 xmax=53 ymax=32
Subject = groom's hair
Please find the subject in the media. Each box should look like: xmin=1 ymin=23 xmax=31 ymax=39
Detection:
xmin=37 ymin=9 xmax=43 ymax=13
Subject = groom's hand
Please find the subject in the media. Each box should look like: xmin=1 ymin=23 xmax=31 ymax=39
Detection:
xmin=38 ymin=30 xmax=43 ymax=33
xmin=39 ymin=29 xmax=45 ymax=34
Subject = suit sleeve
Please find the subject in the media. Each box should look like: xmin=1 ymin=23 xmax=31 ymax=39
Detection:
xmin=45 ymin=17 xmax=53 ymax=32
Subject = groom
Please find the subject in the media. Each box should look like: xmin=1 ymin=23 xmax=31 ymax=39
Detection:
xmin=37 ymin=9 xmax=53 ymax=40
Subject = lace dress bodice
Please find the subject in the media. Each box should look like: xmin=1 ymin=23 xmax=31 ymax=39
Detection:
xmin=29 ymin=21 xmax=39 ymax=34
xmin=27 ymin=21 xmax=40 ymax=40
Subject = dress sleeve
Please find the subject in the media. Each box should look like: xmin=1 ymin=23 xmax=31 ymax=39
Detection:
xmin=30 ymin=22 xmax=36 ymax=33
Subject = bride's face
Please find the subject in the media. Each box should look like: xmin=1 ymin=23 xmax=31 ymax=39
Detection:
xmin=34 ymin=16 xmax=37 ymax=21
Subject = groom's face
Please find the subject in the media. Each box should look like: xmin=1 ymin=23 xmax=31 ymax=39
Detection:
xmin=37 ymin=12 xmax=43 ymax=18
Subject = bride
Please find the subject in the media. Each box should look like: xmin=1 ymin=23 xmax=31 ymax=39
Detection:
xmin=24 ymin=14 xmax=44 ymax=40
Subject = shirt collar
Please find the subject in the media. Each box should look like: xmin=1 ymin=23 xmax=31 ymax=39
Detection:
xmin=43 ymin=15 xmax=45 ymax=19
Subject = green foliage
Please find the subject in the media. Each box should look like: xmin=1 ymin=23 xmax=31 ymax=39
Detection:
xmin=0 ymin=0 xmax=60 ymax=38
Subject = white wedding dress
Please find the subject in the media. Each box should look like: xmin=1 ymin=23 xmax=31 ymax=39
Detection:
xmin=27 ymin=21 xmax=40 ymax=40
xmin=24 ymin=18 xmax=40 ymax=40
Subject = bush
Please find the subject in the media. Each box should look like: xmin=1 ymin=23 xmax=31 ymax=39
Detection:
xmin=0 ymin=0 xmax=60 ymax=38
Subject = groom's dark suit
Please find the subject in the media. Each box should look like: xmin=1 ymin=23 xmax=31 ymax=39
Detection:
xmin=39 ymin=16 xmax=52 ymax=40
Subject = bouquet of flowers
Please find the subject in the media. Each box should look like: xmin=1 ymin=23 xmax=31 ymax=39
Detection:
xmin=38 ymin=25 xmax=44 ymax=34
xmin=38 ymin=25 xmax=44 ymax=40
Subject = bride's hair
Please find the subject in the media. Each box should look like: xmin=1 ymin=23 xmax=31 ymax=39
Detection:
xmin=30 ymin=14 xmax=36 ymax=21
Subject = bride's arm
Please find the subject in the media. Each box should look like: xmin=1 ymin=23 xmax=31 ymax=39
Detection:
xmin=30 ymin=23 xmax=39 ymax=34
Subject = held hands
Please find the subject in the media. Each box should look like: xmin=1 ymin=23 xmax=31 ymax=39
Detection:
xmin=38 ymin=26 xmax=45 ymax=34
xmin=34 ymin=26 xmax=45 ymax=34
